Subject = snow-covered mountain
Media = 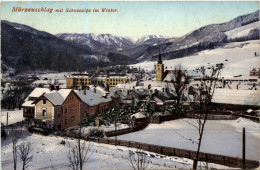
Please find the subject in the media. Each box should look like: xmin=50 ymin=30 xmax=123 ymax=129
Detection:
xmin=225 ymin=21 xmax=259 ymax=41
xmin=131 ymin=40 xmax=260 ymax=79
xmin=1 ymin=20 xmax=94 ymax=72
xmin=131 ymin=10 xmax=259 ymax=62
xmin=135 ymin=35 xmax=166 ymax=44
xmin=56 ymin=33 xmax=135 ymax=55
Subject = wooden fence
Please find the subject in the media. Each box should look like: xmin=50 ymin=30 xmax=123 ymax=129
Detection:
xmin=105 ymin=119 xmax=149 ymax=137
xmin=105 ymin=115 xmax=185 ymax=137
xmin=89 ymin=137 xmax=259 ymax=169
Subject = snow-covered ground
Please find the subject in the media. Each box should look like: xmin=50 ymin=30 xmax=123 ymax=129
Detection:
xmin=225 ymin=21 xmax=260 ymax=40
xmin=1 ymin=128 xmax=230 ymax=170
xmin=1 ymin=109 xmax=24 ymax=126
xmin=131 ymin=40 xmax=260 ymax=78
xmin=33 ymin=72 xmax=75 ymax=88
xmin=114 ymin=118 xmax=260 ymax=161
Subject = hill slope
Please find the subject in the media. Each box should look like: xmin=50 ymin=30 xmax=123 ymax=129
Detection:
xmin=1 ymin=20 xmax=95 ymax=73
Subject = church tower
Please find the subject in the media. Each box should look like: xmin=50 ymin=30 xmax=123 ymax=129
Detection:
xmin=156 ymin=49 xmax=164 ymax=82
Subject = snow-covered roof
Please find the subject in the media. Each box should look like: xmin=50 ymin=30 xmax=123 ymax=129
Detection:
xmin=116 ymin=81 xmax=137 ymax=89
xmin=58 ymin=89 xmax=73 ymax=100
xmin=21 ymin=100 xmax=34 ymax=107
xmin=163 ymin=72 xmax=176 ymax=82
xmin=153 ymin=97 xmax=163 ymax=105
xmin=28 ymin=87 xmax=50 ymax=98
xmin=44 ymin=92 xmax=64 ymax=105
xmin=131 ymin=112 xmax=146 ymax=119
xmin=212 ymin=89 xmax=260 ymax=106
xmin=139 ymin=80 xmax=168 ymax=88
xmin=42 ymin=89 xmax=73 ymax=106
xmin=76 ymin=86 xmax=112 ymax=106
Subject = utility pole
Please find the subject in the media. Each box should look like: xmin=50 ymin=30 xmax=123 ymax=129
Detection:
xmin=6 ymin=112 xmax=9 ymax=126
xmin=114 ymin=114 xmax=117 ymax=146
xmin=242 ymin=127 xmax=246 ymax=169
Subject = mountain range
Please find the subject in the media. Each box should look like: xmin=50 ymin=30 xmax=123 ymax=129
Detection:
xmin=1 ymin=10 xmax=259 ymax=73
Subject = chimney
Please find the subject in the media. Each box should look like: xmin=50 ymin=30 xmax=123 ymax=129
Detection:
xmin=222 ymin=77 xmax=224 ymax=88
xmin=84 ymin=89 xmax=86 ymax=95
xmin=94 ymin=88 xmax=96 ymax=93
xmin=49 ymin=84 xmax=55 ymax=91
xmin=55 ymin=85 xmax=60 ymax=91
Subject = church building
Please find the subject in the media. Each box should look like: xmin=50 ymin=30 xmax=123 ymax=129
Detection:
xmin=156 ymin=52 xmax=164 ymax=82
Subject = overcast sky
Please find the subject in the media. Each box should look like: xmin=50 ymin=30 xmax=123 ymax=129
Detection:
xmin=1 ymin=1 xmax=259 ymax=38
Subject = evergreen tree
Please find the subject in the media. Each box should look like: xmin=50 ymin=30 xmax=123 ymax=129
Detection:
xmin=167 ymin=104 xmax=184 ymax=115
xmin=140 ymin=96 xmax=155 ymax=117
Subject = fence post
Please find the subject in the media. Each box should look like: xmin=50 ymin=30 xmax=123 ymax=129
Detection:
xmin=242 ymin=127 xmax=246 ymax=169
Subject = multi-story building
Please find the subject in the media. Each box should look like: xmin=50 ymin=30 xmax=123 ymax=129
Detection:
xmin=22 ymin=87 xmax=51 ymax=118
xmin=33 ymin=89 xmax=74 ymax=129
xmin=106 ymin=75 xmax=132 ymax=88
xmin=66 ymin=73 xmax=132 ymax=89
xmin=66 ymin=73 xmax=92 ymax=89
xmin=30 ymin=86 xmax=112 ymax=130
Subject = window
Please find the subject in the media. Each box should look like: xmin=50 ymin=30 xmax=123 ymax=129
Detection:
xmin=58 ymin=114 xmax=60 ymax=118
xmin=65 ymin=107 xmax=68 ymax=113
xmin=64 ymin=118 xmax=67 ymax=125
xmin=71 ymin=116 xmax=75 ymax=122
xmin=71 ymin=106 xmax=75 ymax=112
xmin=42 ymin=108 xmax=46 ymax=116
xmin=43 ymin=99 xmax=46 ymax=104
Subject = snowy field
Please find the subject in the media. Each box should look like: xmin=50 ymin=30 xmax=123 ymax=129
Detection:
xmin=1 ymin=109 xmax=24 ymax=126
xmin=33 ymin=72 xmax=75 ymax=88
xmin=114 ymin=118 xmax=260 ymax=161
xmin=131 ymin=40 xmax=260 ymax=78
xmin=1 ymin=128 xmax=230 ymax=170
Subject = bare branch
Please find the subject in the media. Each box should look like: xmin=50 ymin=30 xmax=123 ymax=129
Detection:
xmin=128 ymin=150 xmax=150 ymax=170
xmin=182 ymin=119 xmax=199 ymax=131
xmin=170 ymin=128 xmax=199 ymax=145
xmin=17 ymin=142 xmax=33 ymax=170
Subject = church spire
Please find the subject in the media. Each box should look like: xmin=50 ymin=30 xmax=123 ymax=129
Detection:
xmin=158 ymin=46 xmax=162 ymax=64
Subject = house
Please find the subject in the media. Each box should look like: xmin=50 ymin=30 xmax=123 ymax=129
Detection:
xmin=33 ymin=89 xmax=74 ymax=129
xmin=30 ymin=86 xmax=113 ymax=130
xmin=22 ymin=87 xmax=50 ymax=118
xmin=32 ymin=88 xmax=89 ymax=130
xmin=76 ymin=86 xmax=112 ymax=117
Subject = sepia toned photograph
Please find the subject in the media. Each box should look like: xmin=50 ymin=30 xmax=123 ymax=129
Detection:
xmin=1 ymin=1 xmax=259 ymax=169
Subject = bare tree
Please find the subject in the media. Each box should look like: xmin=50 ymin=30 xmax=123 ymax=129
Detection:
xmin=191 ymin=63 xmax=223 ymax=169
xmin=17 ymin=142 xmax=33 ymax=170
xmin=166 ymin=65 xmax=189 ymax=105
xmin=67 ymin=126 xmax=92 ymax=170
xmin=128 ymin=150 xmax=150 ymax=170
xmin=10 ymin=127 xmax=22 ymax=170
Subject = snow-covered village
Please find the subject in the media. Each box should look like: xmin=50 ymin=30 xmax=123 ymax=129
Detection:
xmin=1 ymin=1 xmax=260 ymax=170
